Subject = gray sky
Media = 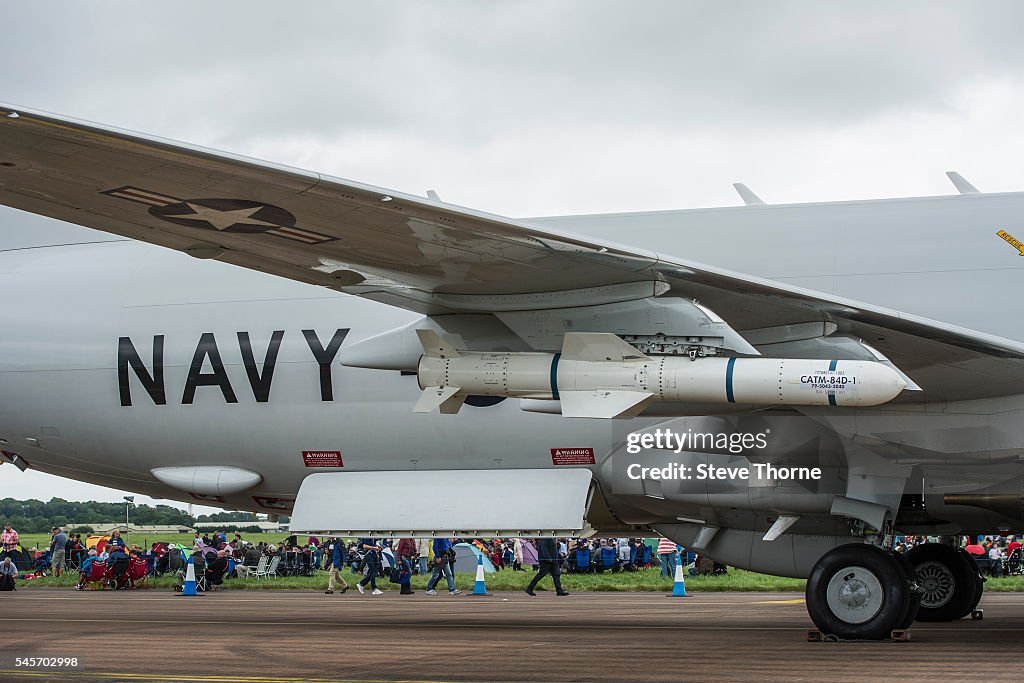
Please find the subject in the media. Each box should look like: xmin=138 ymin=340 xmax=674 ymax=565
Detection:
xmin=3 ymin=1 xmax=1023 ymax=511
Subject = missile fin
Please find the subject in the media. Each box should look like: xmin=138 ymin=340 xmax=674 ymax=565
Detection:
xmin=561 ymin=333 xmax=650 ymax=363
xmin=416 ymin=329 xmax=461 ymax=359
xmin=414 ymin=385 xmax=464 ymax=414
xmin=558 ymin=390 xmax=654 ymax=419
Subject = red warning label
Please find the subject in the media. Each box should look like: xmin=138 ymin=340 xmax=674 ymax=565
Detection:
xmin=550 ymin=447 xmax=596 ymax=465
xmin=302 ymin=450 xmax=344 ymax=467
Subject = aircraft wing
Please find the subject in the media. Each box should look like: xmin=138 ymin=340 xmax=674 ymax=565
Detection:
xmin=1 ymin=103 xmax=1023 ymax=402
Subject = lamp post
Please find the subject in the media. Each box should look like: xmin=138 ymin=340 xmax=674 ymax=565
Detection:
xmin=124 ymin=496 xmax=134 ymax=546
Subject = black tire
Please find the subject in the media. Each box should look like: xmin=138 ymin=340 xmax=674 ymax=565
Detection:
xmin=968 ymin=574 xmax=984 ymax=613
xmin=958 ymin=549 xmax=985 ymax=616
xmin=907 ymin=544 xmax=976 ymax=622
xmin=891 ymin=551 xmax=922 ymax=629
xmin=806 ymin=544 xmax=909 ymax=640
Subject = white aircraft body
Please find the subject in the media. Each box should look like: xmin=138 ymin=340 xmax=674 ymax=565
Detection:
xmin=2 ymin=104 xmax=1023 ymax=639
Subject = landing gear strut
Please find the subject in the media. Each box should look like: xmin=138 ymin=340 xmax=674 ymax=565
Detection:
xmin=906 ymin=543 xmax=982 ymax=622
xmin=805 ymin=544 xmax=916 ymax=640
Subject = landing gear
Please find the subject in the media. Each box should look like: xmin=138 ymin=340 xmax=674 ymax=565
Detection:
xmin=906 ymin=543 xmax=979 ymax=622
xmin=806 ymin=544 xmax=913 ymax=640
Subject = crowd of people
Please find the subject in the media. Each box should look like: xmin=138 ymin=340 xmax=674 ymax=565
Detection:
xmin=2 ymin=520 xmax=1021 ymax=594
xmin=896 ymin=534 xmax=1024 ymax=577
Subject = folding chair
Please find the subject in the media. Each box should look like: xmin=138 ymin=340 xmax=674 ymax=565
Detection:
xmin=248 ymin=555 xmax=269 ymax=580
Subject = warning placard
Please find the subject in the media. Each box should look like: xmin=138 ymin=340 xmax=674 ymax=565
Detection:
xmin=302 ymin=450 xmax=344 ymax=467
xmin=550 ymin=447 xmax=596 ymax=465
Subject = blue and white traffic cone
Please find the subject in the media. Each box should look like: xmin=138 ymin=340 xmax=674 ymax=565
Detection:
xmin=670 ymin=555 xmax=690 ymax=598
xmin=472 ymin=554 xmax=490 ymax=595
xmin=178 ymin=553 xmax=200 ymax=597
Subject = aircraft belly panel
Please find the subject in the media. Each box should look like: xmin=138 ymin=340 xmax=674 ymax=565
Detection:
xmin=290 ymin=468 xmax=592 ymax=537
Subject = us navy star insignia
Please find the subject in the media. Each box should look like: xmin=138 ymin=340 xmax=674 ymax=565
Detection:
xmin=100 ymin=186 xmax=337 ymax=244
xmin=170 ymin=202 xmax=280 ymax=231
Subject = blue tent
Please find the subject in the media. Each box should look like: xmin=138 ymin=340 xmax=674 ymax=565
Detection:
xmin=452 ymin=543 xmax=496 ymax=574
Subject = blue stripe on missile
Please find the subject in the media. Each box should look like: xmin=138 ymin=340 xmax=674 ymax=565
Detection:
xmin=725 ymin=357 xmax=736 ymax=403
xmin=550 ymin=353 xmax=561 ymax=400
xmin=828 ymin=359 xmax=838 ymax=406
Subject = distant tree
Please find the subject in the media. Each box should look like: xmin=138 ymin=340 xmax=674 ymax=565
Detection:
xmin=0 ymin=497 xmax=197 ymax=532
xmin=197 ymin=511 xmax=258 ymax=522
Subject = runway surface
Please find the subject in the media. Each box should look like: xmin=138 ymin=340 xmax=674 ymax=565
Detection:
xmin=1 ymin=589 xmax=1023 ymax=682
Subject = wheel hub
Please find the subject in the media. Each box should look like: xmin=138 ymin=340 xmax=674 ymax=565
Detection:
xmin=915 ymin=560 xmax=955 ymax=608
xmin=826 ymin=565 xmax=884 ymax=624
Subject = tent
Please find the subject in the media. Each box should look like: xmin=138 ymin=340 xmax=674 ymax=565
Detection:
xmin=6 ymin=544 xmax=31 ymax=571
xmin=520 ymin=539 xmax=538 ymax=567
xmin=451 ymin=542 xmax=495 ymax=574
xmin=86 ymin=534 xmax=110 ymax=553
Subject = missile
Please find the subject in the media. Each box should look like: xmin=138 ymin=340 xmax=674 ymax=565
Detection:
xmin=414 ymin=331 xmax=909 ymax=418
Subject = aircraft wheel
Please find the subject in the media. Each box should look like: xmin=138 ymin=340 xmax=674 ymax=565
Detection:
xmin=907 ymin=543 xmax=976 ymax=622
xmin=958 ymin=549 xmax=985 ymax=616
xmin=806 ymin=544 xmax=909 ymax=640
xmin=891 ymin=551 xmax=922 ymax=629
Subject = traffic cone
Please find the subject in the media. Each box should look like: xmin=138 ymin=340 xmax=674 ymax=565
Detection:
xmin=178 ymin=553 xmax=200 ymax=597
xmin=670 ymin=555 xmax=690 ymax=598
xmin=472 ymin=554 xmax=490 ymax=595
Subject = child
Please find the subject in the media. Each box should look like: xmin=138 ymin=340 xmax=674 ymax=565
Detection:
xmin=75 ymin=549 xmax=99 ymax=591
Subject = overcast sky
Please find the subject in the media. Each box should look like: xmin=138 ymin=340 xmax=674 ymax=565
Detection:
xmin=3 ymin=1 xmax=1024 ymax=511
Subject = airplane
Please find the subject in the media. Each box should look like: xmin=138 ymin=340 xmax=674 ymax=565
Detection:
xmin=1 ymin=103 xmax=1023 ymax=640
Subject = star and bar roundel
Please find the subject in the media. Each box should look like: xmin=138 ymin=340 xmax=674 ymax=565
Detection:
xmin=101 ymin=186 xmax=337 ymax=244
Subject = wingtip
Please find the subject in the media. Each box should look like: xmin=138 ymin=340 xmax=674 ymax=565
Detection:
xmin=733 ymin=183 xmax=766 ymax=206
xmin=946 ymin=171 xmax=980 ymax=195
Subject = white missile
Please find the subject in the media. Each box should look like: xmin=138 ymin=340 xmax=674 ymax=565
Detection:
xmin=414 ymin=331 xmax=909 ymax=418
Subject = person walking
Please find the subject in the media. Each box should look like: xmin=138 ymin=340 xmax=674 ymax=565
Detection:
xmin=325 ymin=538 xmax=349 ymax=594
xmin=525 ymin=538 xmax=569 ymax=596
xmin=513 ymin=538 xmax=525 ymax=571
xmin=356 ymin=538 xmax=383 ymax=595
xmin=425 ymin=537 xmax=460 ymax=596
xmin=395 ymin=537 xmax=417 ymax=595
xmin=415 ymin=538 xmax=430 ymax=575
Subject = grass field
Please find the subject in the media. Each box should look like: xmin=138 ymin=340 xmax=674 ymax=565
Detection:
xmin=13 ymin=532 xmax=1024 ymax=592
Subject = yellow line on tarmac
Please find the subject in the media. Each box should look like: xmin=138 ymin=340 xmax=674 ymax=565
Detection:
xmin=750 ymin=598 xmax=805 ymax=604
xmin=0 ymin=673 xmax=485 ymax=683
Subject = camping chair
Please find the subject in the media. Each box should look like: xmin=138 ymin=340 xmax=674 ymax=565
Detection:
xmin=105 ymin=555 xmax=132 ymax=589
xmin=205 ymin=558 xmax=229 ymax=590
xmin=1006 ymin=548 xmax=1023 ymax=576
xmin=167 ymin=548 xmax=185 ymax=576
xmin=265 ymin=555 xmax=281 ymax=579
xmin=639 ymin=544 xmax=652 ymax=568
xmin=249 ymin=555 xmax=269 ymax=580
xmin=128 ymin=557 xmax=150 ymax=589
xmin=277 ymin=551 xmax=293 ymax=576
xmin=597 ymin=546 xmax=618 ymax=573
xmin=33 ymin=550 xmax=52 ymax=576
xmin=82 ymin=560 xmax=107 ymax=590
xmin=570 ymin=548 xmax=592 ymax=573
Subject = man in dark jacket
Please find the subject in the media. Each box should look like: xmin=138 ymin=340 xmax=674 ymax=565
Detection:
xmin=525 ymin=538 xmax=569 ymax=596
xmin=356 ymin=538 xmax=383 ymax=595
xmin=325 ymin=539 xmax=348 ymax=594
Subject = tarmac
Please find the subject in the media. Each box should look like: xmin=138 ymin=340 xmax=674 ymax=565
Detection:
xmin=1 ymin=589 xmax=1023 ymax=682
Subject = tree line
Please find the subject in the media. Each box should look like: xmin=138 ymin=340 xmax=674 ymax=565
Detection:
xmin=0 ymin=498 xmax=268 ymax=533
